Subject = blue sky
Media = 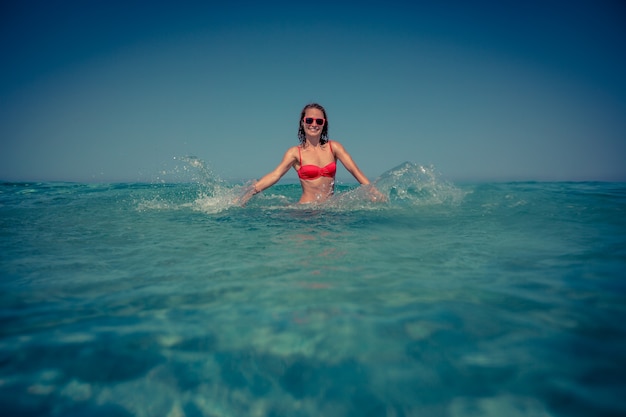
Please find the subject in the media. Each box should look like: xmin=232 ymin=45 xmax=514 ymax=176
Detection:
xmin=1 ymin=0 xmax=625 ymax=183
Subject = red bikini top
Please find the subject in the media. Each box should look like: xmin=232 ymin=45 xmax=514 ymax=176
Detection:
xmin=297 ymin=141 xmax=337 ymax=180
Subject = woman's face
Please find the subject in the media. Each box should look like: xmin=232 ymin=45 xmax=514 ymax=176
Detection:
xmin=302 ymin=108 xmax=325 ymax=139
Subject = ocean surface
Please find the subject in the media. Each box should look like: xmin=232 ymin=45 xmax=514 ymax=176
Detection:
xmin=1 ymin=162 xmax=625 ymax=417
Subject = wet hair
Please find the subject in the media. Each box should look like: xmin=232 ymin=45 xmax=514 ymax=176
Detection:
xmin=298 ymin=103 xmax=329 ymax=146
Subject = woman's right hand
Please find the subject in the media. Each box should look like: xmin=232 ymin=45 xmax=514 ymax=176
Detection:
xmin=236 ymin=182 xmax=258 ymax=206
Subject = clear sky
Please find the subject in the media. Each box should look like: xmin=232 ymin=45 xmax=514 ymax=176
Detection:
xmin=1 ymin=0 xmax=625 ymax=183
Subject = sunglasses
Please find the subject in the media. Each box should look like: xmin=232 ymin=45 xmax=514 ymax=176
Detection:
xmin=304 ymin=117 xmax=325 ymax=126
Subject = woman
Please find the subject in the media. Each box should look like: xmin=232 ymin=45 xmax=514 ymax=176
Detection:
xmin=239 ymin=103 xmax=383 ymax=205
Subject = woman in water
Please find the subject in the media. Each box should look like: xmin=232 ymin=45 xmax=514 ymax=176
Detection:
xmin=239 ymin=103 xmax=384 ymax=205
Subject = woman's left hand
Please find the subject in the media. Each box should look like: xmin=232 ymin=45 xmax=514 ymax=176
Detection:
xmin=364 ymin=184 xmax=388 ymax=203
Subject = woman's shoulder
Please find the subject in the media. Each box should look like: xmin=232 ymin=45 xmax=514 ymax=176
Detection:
xmin=283 ymin=145 xmax=300 ymax=159
xmin=328 ymin=139 xmax=345 ymax=151
xmin=287 ymin=145 xmax=301 ymax=153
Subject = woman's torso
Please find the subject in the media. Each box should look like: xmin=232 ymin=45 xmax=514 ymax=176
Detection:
xmin=295 ymin=141 xmax=336 ymax=203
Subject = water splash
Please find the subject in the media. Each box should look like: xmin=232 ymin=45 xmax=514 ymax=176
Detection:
xmin=374 ymin=162 xmax=464 ymax=205
xmin=150 ymin=156 xmax=247 ymax=214
xmin=172 ymin=156 xmax=226 ymax=194
xmin=147 ymin=158 xmax=462 ymax=213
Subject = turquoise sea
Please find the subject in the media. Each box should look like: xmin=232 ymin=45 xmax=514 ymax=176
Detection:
xmin=1 ymin=162 xmax=625 ymax=417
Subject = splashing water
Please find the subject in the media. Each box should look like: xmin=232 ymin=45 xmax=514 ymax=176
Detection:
xmin=151 ymin=158 xmax=463 ymax=213
xmin=173 ymin=156 xmax=226 ymax=193
xmin=152 ymin=156 xmax=244 ymax=214
xmin=374 ymin=161 xmax=465 ymax=205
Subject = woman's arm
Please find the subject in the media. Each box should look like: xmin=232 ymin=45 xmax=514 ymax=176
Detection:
xmin=238 ymin=147 xmax=297 ymax=205
xmin=332 ymin=141 xmax=370 ymax=184
xmin=332 ymin=140 xmax=387 ymax=202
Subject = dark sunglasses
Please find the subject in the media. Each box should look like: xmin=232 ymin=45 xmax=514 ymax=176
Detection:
xmin=304 ymin=117 xmax=325 ymax=126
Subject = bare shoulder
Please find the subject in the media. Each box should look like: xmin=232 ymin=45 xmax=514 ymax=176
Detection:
xmin=282 ymin=146 xmax=300 ymax=162
xmin=329 ymin=140 xmax=347 ymax=154
xmin=286 ymin=145 xmax=300 ymax=156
